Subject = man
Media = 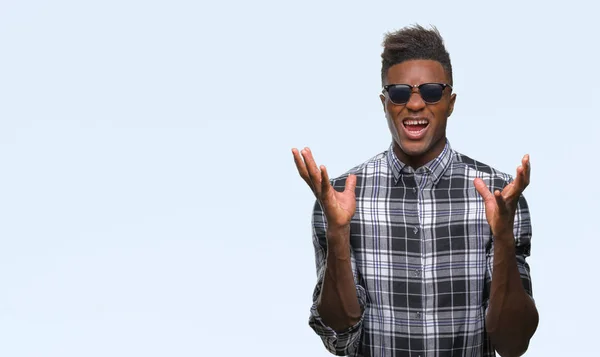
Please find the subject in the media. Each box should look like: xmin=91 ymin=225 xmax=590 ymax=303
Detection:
xmin=291 ymin=25 xmax=539 ymax=357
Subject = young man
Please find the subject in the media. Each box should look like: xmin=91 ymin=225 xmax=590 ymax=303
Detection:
xmin=292 ymin=25 xmax=539 ymax=357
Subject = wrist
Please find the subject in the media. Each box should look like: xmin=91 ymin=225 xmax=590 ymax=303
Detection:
xmin=326 ymin=226 xmax=351 ymax=257
xmin=327 ymin=224 xmax=350 ymax=238
xmin=492 ymin=232 xmax=519 ymax=268
xmin=492 ymin=223 xmax=514 ymax=241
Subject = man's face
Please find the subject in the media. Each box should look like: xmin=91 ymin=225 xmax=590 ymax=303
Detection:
xmin=380 ymin=59 xmax=456 ymax=167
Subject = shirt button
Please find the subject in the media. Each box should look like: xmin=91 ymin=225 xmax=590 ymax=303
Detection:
xmin=413 ymin=269 xmax=421 ymax=277
xmin=413 ymin=187 xmax=417 ymax=193
xmin=415 ymin=312 xmax=421 ymax=319
xmin=413 ymin=226 xmax=418 ymax=234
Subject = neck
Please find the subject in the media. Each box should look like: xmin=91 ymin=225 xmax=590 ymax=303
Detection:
xmin=393 ymin=137 xmax=446 ymax=169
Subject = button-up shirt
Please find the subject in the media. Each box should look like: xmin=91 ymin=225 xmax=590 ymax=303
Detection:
xmin=308 ymin=140 xmax=533 ymax=357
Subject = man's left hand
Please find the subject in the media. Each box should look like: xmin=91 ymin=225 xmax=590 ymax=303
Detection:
xmin=474 ymin=154 xmax=530 ymax=239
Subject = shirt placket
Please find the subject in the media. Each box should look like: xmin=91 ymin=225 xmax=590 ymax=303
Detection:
xmin=414 ymin=168 xmax=431 ymax=357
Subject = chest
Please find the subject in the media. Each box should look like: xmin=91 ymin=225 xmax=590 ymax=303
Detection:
xmin=349 ymin=181 xmax=492 ymax=293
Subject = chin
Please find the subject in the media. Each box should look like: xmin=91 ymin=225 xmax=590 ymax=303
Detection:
xmin=398 ymin=140 xmax=431 ymax=157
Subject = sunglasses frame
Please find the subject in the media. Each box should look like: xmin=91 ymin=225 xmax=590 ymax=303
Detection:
xmin=382 ymin=83 xmax=453 ymax=105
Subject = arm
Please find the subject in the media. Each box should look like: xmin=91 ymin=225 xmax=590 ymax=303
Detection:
xmin=309 ymin=199 xmax=367 ymax=356
xmin=485 ymin=196 xmax=538 ymax=357
xmin=317 ymin=224 xmax=363 ymax=330
xmin=475 ymin=154 xmax=539 ymax=357
xmin=292 ymin=147 xmax=365 ymax=355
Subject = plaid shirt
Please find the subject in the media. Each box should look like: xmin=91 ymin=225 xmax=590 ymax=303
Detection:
xmin=308 ymin=140 xmax=533 ymax=357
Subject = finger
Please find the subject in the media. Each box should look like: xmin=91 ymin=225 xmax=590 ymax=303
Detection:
xmin=513 ymin=165 xmax=525 ymax=192
xmin=494 ymin=189 xmax=509 ymax=215
xmin=344 ymin=174 xmax=357 ymax=195
xmin=292 ymin=148 xmax=315 ymax=190
xmin=509 ymin=159 xmax=529 ymax=199
xmin=474 ymin=178 xmax=494 ymax=202
xmin=320 ymin=165 xmax=333 ymax=202
xmin=522 ymin=154 xmax=531 ymax=186
xmin=301 ymin=148 xmax=322 ymax=196
xmin=291 ymin=148 xmax=310 ymax=180
xmin=516 ymin=154 xmax=531 ymax=186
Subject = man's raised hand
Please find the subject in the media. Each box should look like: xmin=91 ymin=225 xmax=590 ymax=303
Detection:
xmin=474 ymin=154 xmax=531 ymax=238
xmin=292 ymin=147 xmax=357 ymax=230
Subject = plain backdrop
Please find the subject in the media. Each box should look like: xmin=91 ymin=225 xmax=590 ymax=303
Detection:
xmin=1 ymin=1 xmax=598 ymax=356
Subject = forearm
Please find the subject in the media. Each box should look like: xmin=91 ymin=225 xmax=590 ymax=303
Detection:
xmin=486 ymin=232 xmax=539 ymax=357
xmin=316 ymin=226 xmax=362 ymax=332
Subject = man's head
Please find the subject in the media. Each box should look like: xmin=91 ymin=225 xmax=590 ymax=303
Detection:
xmin=379 ymin=25 xmax=456 ymax=168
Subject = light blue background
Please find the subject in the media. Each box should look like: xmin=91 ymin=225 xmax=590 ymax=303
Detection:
xmin=1 ymin=1 xmax=598 ymax=356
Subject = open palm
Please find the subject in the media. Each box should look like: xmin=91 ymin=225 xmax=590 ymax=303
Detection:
xmin=292 ymin=147 xmax=356 ymax=229
xmin=474 ymin=154 xmax=530 ymax=238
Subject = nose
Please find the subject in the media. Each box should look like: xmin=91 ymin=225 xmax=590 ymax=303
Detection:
xmin=405 ymin=89 xmax=426 ymax=111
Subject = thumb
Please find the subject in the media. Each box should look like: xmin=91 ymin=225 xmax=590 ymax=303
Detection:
xmin=473 ymin=178 xmax=493 ymax=202
xmin=344 ymin=174 xmax=357 ymax=195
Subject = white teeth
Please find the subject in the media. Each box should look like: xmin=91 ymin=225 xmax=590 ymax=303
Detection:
xmin=403 ymin=119 xmax=429 ymax=125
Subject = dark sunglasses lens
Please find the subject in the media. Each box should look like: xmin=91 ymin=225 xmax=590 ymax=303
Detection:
xmin=419 ymin=84 xmax=444 ymax=103
xmin=388 ymin=85 xmax=411 ymax=104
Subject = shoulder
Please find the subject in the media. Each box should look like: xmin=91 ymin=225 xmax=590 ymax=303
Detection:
xmin=328 ymin=149 xmax=390 ymax=189
xmin=449 ymin=150 xmax=514 ymax=191
xmin=454 ymin=148 xmax=531 ymax=202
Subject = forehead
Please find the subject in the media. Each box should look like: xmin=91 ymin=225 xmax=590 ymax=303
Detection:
xmin=385 ymin=59 xmax=448 ymax=85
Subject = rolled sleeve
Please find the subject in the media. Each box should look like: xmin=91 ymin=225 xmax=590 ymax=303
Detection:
xmin=308 ymin=199 xmax=366 ymax=356
xmin=512 ymin=194 xmax=534 ymax=299
xmin=485 ymin=193 xmax=534 ymax=302
xmin=309 ymin=283 xmax=367 ymax=356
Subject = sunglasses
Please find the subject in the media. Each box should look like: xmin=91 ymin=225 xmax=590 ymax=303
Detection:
xmin=383 ymin=83 xmax=453 ymax=105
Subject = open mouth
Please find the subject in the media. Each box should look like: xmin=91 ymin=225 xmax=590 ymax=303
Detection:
xmin=403 ymin=118 xmax=429 ymax=131
xmin=402 ymin=119 xmax=430 ymax=139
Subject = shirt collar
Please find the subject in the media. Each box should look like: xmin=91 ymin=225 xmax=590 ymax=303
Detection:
xmin=386 ymin=139 xmax=453 ymax=185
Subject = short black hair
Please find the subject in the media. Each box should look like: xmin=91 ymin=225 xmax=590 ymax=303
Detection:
xmin=381 ymin=24 xmax=453 ymax=86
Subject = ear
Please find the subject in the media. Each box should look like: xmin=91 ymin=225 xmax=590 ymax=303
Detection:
xmin=447 ymin=93 xmax=456 ymax=117
xmin=379 ymin=93 xmax=386 ymax=111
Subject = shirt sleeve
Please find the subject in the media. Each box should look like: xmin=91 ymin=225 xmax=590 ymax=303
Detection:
xmin=308 ymin=199 xmax=367 ymax=356
xmin=485 ymin=193 xmax=534 ymax=302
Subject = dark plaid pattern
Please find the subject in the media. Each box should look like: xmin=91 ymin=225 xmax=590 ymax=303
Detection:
xmin=308 ymin=140 xmax=533 ymax=357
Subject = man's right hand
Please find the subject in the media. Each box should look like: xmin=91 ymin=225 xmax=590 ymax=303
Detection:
xmin=292 ymin=147 xmax=357 ymax=231
xmin=293 ymin=147 xmax=362 ymax=332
